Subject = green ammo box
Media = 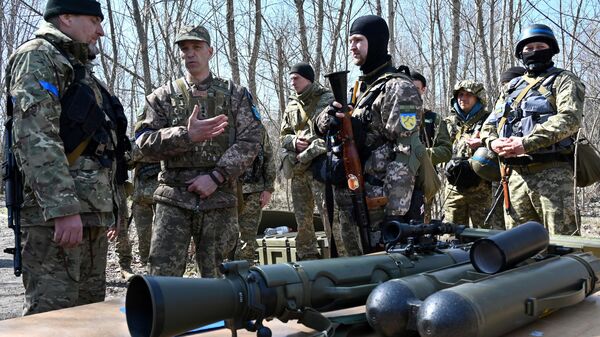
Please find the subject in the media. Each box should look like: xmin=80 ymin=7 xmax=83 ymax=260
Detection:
xmin=255 ymin=231 xmax=329 ymax=265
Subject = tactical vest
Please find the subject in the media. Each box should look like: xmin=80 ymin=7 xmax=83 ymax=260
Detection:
xmin=164 ymin=77 xmax=233 ymax=169
xmin=241 ymin=135 xmax=265 ymax=184
xmin=502 ymin=69 xmax=572 ymax=154
xmin=37 ymin=36 xmax=123 ymax=169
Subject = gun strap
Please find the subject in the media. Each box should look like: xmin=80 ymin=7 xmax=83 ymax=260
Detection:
xmin=66 ymin=137 xmax=92 ymax=166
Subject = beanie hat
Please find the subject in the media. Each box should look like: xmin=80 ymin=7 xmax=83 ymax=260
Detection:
xmin=349 ymin=15 xmax=390 ymax=73
xmin=289 ymin=62 xmax=315 ymax=83
xmin=44 ymin=0 xmax=104 ymax=21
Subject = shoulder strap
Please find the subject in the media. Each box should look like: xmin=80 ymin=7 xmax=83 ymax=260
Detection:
xmin=174 ymin=78 xmax=190 ymax=105
xmin=496 ymin=76 xmax=544 ymax=134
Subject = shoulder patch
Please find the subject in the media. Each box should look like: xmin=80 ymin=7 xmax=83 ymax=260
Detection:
xmin=400 ymin=112 xmax=417 ymax=131
xmin=38 ymin=80 xmax=58 ymax=97
xmin=245 ymin=89 xmax=261 ymax=121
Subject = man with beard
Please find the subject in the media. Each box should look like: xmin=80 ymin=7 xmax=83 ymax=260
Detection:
xmin=316 ymin=15 xmax=423 ymax=254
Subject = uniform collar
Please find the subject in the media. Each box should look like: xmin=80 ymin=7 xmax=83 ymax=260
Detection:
xmin=35 ymin=21 xmax=90 ymax=64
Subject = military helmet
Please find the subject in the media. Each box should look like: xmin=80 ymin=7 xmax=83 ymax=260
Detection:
xmin=515 ymin=24 xmax=559 ymax=58
xmin=469 ymin=147 xmax=500 ymax=182
xmin=452 ymin=80 xmax=487 ymax=107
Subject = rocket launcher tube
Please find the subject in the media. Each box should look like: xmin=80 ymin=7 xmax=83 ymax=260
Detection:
xmin=125 ymin=249 xmax=469 ymax=337
xmin=416 ymin=252 xmax=600 ymax=337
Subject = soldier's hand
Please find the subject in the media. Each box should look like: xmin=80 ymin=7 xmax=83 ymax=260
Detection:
xmin=260 ymin=191 xmax=272 ymax=208
xmin=107 ymin=226 xmax=118 ymax=241
xmin=466 ymin=137 xmax=482 ymax=149
xmin=491 ymin=138 xmax=512 ymax=156
xmin=186 ymin=174 xmax=218 ymax=198
xmin=54 ymin=214 xmax=83 ymax=248
xmin=187 ymin=105 xmax=228 ymax=143
xmin=296 ymin=137 xmax=309 ymax=152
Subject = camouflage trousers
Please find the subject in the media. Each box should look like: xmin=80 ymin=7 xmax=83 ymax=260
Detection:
xmin=291 ymin=170 xmax=343 ymax=259
xmin=132 ymin=198 xmax=154 ymax=265
xmin=505 ymin=163 xmax=578 ymax=235
xmin=444 ymin=179 xmax=503 ymax=229
xmin=333 ymin=186 xmax=365 ymax=257
xmin=115 ymin=215 xmax=132 ymax=269
xmin=148 ymin=202 xmax=238 ymax=278
xmin=21 ymin=218 xmax=109 ymax=315
xmin=234 ymin=192 xmax=263 ymax=262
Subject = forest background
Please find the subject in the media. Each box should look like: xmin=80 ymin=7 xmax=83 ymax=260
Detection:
xmin=1 ymin=0 xmax=599 ymax=218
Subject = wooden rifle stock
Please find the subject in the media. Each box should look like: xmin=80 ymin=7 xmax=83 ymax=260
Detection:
xmin=326 ymin=71 xmax=373 ymax=254
xmin=501 ymin=164 xmax=511 ymax=212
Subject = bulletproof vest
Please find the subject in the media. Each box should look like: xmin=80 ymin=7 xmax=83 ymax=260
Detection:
xmin=37 ymin=36 xmax=121 ymax=168
xmin=420 ymin=110 xmax=438 ymax=147
xmin=502 ymin=69 xmax=572 ymax=154
xmin=97 ymin=82 xmax=130 ymax=182
xmin=164 ymin=77 xmax=233 ymax=168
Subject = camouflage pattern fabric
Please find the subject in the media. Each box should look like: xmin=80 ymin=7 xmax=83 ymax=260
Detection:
xmin=234 ymin=192 xmax=262 ymax=262
xmin=21 ymin=217 xmax=109 ymax=315
xmin=481 ymin=69 xmax=585 ymax=235
xmin=315 ymin=63 xmax=423 ymax=219
xmin=444 ymin=79 xmax=503 ymax=229
xmin=131 ymin=161 xmax=159 ymax=265
xmin=241 ymin=127 xmax=276 ymax=194
xmin=444 ymin=180 xmax=496 ymax=229
xmin=280 ymin=82 xmax=342 ymax=258
xmin=148 ymin=202 xmax=238 ymax=277
xmin=333 ymin=186 xmax=364 ymax=257
xmin=115 ymin=184 xmax=132 ymax=269
xmin=291 ymin=171 xmax=330 ymax=259
xmin=136 ymin=73 xmax=259 ymax=277
xmin=505 ymin=164 xmax=577 ymax=235
xmin=7 ymin=21 xmax=116 ymax=315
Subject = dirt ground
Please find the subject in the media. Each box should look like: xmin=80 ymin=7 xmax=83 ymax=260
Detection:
xmin=0 ymin=193 xmax=599 ymax=321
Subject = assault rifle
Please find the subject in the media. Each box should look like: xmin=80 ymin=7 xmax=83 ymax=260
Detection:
xmin=3 ymin=87 xmax=23 ymax=277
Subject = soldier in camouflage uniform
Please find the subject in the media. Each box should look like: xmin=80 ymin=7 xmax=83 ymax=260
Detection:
xmin=316 ymin=15 xmax=424 ymax=254
xmin=280 ymin=62 xmax=343 ymax=260
xmin=115 ymin=182 xmax=134 ymax=280
xmin=234 ymin=125 xmax=276 ymax=262
xmin=410 ymin=72 xmax=452 ymax=223
xmin=6 ymin=0 xmax=125 ymax=314
xmin=130 ymin=140 xmax=159 ymax=266
xmin=481 ymin=24 xmax=584 ymax=235
xmin=444 ymin=80 xmax=501 ymax=228
xmin=135 ymin=25 xmax=261 ymax=277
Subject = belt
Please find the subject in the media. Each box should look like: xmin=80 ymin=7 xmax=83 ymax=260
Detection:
xmin=502 ymin=152 xmax=572 ymax=166
xmin=510 ymin=161 xmax=571 ymax=175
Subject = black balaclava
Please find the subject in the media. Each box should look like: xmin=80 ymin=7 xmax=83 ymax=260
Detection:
xmin=521 ymin=49 xmax=554 ymax=76
xmin=349 ymin=15 xmax=390 ymax=74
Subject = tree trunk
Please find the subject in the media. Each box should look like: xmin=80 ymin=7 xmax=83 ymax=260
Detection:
xmin=388 ymin=0 xmax=396 ymax=63
xmin=248 ymin=0 xmax=262 ymax=100
xmin=131 ymin=0 xmax=152 ymax=94
xmin=295 ymin=0 xmax=310 ymax=62
xmin=314 ymin=0 xmax=324 ymax=80
xmin=226 ymin=0 xmax=241 ymax=84
xmin=448 ymin=0 xmax=461 ymax=95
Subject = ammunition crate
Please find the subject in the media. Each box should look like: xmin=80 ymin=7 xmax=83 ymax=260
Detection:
xmin=255 ymin=231 xmax=329 ymax=265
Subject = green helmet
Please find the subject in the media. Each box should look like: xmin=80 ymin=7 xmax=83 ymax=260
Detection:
xmin=469 ymin=147 xmax=500 ymax=182
xmin=452 ymin=80 xmax=487 ymax=107
xmin=515 ymin=24 xmax=559 ymax=58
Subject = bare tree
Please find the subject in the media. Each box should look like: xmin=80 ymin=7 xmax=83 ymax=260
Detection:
xmin=294 ymin=0 xmax=311 ymax=62
xmin=248 ymin=0 xmax=262 ymax=99
xmin=226 ymin=0 xmax=241 ymax=84
xmin=448 ymin=0 xmax=461 ymax=93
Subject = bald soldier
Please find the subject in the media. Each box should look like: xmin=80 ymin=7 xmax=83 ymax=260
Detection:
xmin=135 ymin=25 xmax=261 ymax=277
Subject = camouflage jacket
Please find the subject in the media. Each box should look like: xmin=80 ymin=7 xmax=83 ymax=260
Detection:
xmin=421 ymin=110 xmax=452 ymax=166
xmin=135 ymin=73 xmax=261 ymax=211
xmin=316 ymin=62 xmax=424 ymax=215
xmin=241 ymin=126 xmax=276 ymax=194
xmin=446 ymin=105 xmax=489 ymax=160
xmin=7 ymin=21 xmax=116 ymax=226
xmin=481 ymin=69 xmax=585 ymax=154
xmin=280 ymin=82 xmax=333 ymax=172
xmin=130 ymin=141 xmax=159 ymax=204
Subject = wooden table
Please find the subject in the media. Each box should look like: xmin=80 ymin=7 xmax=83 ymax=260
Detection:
xmin=0 ymin=294 xmax=599 ymax=337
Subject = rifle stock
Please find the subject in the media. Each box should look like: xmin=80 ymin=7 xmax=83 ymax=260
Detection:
xmin=3 ymin=116 xmax=23 ymax=277
xmin=325 ymin=71 xmax=373 ymax=253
